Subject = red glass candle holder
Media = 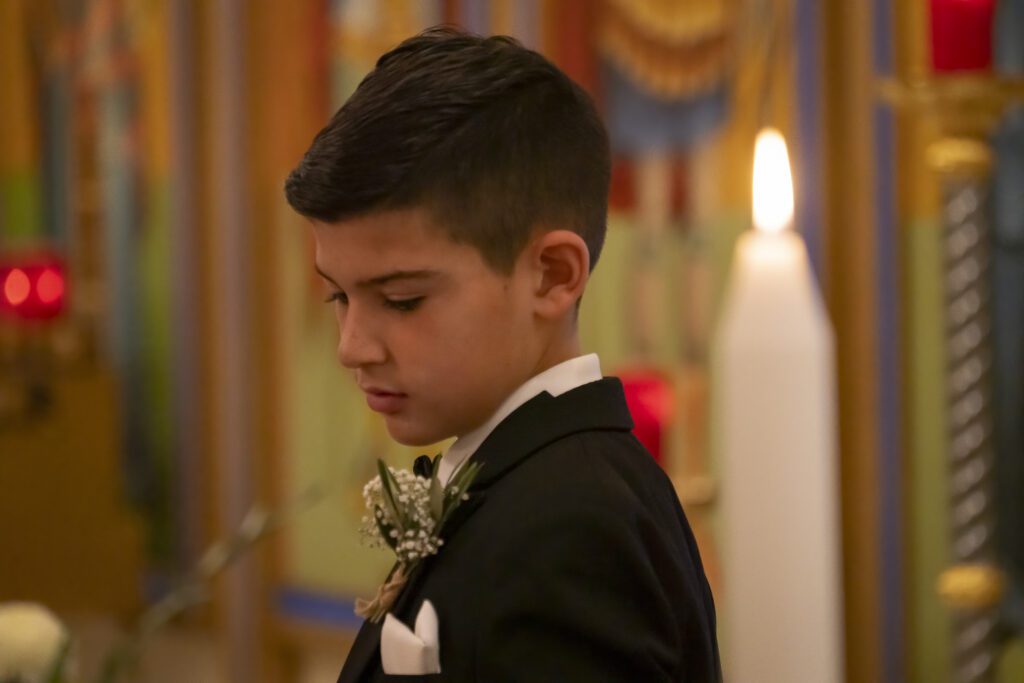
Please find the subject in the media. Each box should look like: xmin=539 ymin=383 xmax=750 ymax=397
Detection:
xmin=930 ymin=0 xmax=995 ymax=72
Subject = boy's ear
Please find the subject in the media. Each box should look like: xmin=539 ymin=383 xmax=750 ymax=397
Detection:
xmin=526 ymin=229 xmax=589 ymax=319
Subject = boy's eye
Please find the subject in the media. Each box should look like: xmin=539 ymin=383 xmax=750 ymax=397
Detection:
xmin=384 ymin=296 xmax=424 ymax=312
xmin=324 ymin=291 xmax=348 ymax=306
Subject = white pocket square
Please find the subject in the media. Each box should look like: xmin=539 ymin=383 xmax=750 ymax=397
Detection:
xmin=380 ymin=599 xmax=441 ymax=675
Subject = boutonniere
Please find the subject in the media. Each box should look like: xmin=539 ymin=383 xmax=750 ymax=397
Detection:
xmin=355 ymin=454 xmax=482 ymax=623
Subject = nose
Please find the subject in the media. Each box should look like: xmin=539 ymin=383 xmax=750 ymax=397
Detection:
xmin=336 ymin=309 xmax=387 ymax=369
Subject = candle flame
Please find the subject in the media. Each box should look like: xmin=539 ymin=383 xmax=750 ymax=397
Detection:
xmin=752 ymin=128 xmax=794 ymax=234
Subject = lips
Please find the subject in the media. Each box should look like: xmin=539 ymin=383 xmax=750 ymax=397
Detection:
xmin=362 ymin=387 xmax=408 ymax=414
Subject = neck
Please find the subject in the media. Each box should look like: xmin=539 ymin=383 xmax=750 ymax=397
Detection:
xmin=530 ymin=328 xmax=581 ymax=378
xmin=450 ymin=335 xmax=585 ymax=444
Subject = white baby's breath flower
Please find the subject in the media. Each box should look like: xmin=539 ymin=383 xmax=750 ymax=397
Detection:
xmin=357 ymin=464 xmax=449 ymax=565
xmin=0 ymin=602 xmax=71 ymax=683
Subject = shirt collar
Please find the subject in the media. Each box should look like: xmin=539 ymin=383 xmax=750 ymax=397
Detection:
xmin=437 ymin=353 xmax=602 ymax=485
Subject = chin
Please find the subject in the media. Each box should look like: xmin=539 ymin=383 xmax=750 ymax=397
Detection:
xmin=384 ymin=420 xmax=449 ymax=448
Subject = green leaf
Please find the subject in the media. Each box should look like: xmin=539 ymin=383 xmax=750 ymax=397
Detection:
xmin=376 ymin=460 xmax=403 ymax=531
xmin=438 ymin=461 xmax=483 ymax=527
xmin=451 ymin=461 xmax=482 ymax=493
xmin=374 ymin=508 xmax=398 ymax=551
xmin=429 ymin=476 xmax=444 ymax=521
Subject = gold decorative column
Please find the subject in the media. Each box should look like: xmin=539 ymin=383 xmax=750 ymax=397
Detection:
xmin=880 ymin=76 xmax=1024 ymax=683
xmin=933 ymin=136 xmax=999 ymax=683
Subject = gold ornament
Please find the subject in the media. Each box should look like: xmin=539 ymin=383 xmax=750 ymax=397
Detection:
xmin=936 ymin=564 xmax=1005 ymax=611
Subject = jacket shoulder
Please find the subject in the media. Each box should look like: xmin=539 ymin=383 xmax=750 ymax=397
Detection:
xmin=496 ymin=428 xmax=678 ymax=519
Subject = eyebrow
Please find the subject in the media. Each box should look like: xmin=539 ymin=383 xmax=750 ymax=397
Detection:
xmin=314 ymin=265 xmax=442 ymax=288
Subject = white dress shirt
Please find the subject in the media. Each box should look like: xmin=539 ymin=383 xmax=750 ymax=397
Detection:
xmin=435 ymin=353 xmax=603 ymax=486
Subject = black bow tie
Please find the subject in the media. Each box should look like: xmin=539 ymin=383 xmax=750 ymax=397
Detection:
xmin=413 ymin=454 xmax=436 ymax=479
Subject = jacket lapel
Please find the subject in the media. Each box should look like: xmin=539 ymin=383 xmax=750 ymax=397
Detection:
xmin=336 ymin=377 xmax=634 ymax=682
xmin=335 ymin=616 xmax=383 ymax=683
xmin=468 ymin=377 xmax=634 ymax=490
xmin=383 ymin=377 xmax=635 ymax=617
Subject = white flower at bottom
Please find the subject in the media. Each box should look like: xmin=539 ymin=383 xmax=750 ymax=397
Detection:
xmin=0 ymin=602 xmax=70 ymax=683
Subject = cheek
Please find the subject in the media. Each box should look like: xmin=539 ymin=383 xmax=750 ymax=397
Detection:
xmin=456 ymin=288 xmax=529 ymax=369
xmin=397 ymin=280 xmax=530 ymax=391
xmin=419 ymin=290 xmax=514 ymax=368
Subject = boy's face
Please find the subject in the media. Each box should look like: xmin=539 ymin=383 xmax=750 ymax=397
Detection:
xmin=312 ymin=207 xmax=542 ymax=446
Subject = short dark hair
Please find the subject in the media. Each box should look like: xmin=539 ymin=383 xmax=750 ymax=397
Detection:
xmin=285 ymin=26 xmax=610 ymax=274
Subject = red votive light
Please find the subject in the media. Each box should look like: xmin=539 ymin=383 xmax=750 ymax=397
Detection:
xmin=0 ymin=254 xmax=67 ymax=321
xmin=930 ymin=0 xmax=995 ymax=72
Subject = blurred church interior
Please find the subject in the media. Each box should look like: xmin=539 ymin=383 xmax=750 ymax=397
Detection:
xmin=1 ymin=0 xmax=1023 ymax=681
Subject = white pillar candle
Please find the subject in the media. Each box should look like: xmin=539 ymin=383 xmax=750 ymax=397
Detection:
xmin=715 ymin=129 xmax=845 ymax=682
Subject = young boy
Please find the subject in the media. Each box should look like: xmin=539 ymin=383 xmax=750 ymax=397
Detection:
xmin=286 ymin=26 xmax=720 ymax=682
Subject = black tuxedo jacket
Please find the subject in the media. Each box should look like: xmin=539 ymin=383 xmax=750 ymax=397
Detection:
xmin=338 ymin=377 xmax=721 ymax=682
